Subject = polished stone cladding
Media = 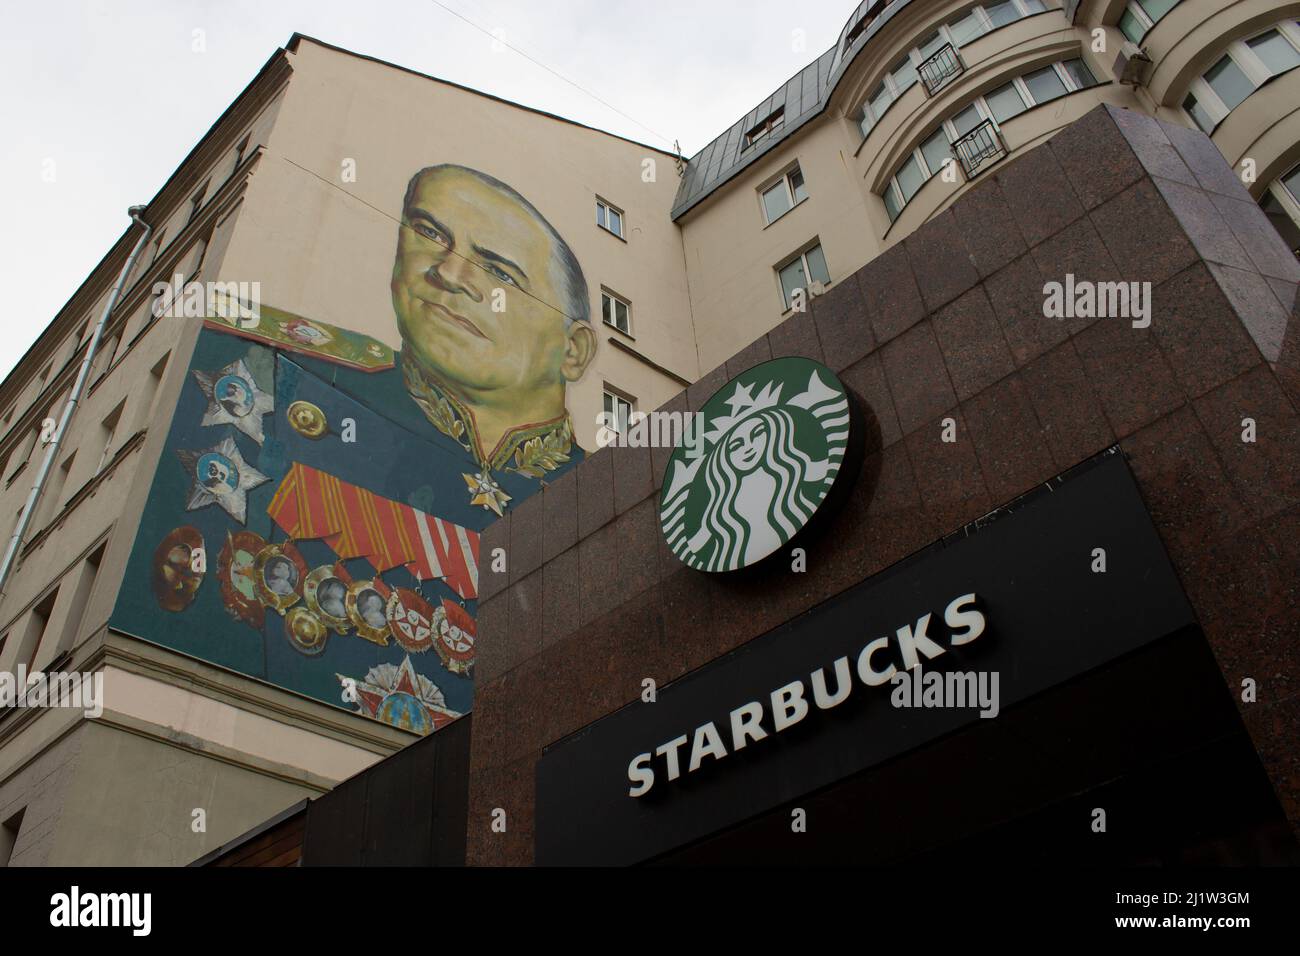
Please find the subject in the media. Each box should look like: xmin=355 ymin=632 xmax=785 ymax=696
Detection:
xmin=468 ymin=104 xmax=1300 ymax=865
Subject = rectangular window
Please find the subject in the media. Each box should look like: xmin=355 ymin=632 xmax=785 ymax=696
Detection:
xmin=186 ymin=182 xmax=209 ymax=226
xmin=950 ymin=103 xmax=985 ymax=138
xmin=149 ymin=230 xmax=166 ymax=267
xmin=884 ymin=185 xmax=904 ymax=221
xmin=22 ymin=588 xmax=58 ymax=671
xmin=804 ymin=244 xmax=830 ymax=286
xmin=761 ymin=165 xmax=808 ymax=223
xmin=92 ymin=333 xmax=119 ymax=384
xmin=778 ymin=258 xmax=806 ymax=310
xmin=986 ymin=1 xmax=1020 ymax=28
xmin=1205 ymin=54 xmax=1255 ymax=112
xmin=777 ymin=243 xmax=830 ymax=310
xmin=762 ymin=179 xmax=791 ymax=222
xmin=920 ymin=128 xmax=953 ymax=177
xmin=916 ymin=31 xmax=946 ymax=61
xmin=57 ymin=542 xmax=104 ymax=656
xmin=743 ymin=107 xmax=785 ymax=150
xmin=1247 ymin=30 xmax=1300 ymax=76
xmin=891 ymin=57 xmax=919 ymax=94
xmin=1 ymin=808 xmax=25 ymax=867
xmin=1119 ymin=9 xmax=1146 ymax=43
xmin=896 ymin=154 xmax=926 ymax=201
xmin=1137 ymin=0 xmax=1179 ymax=21
xmin=1283 ymin=164 xmax=1300 ymax=201
xmin=1061 ymin=58 xmax=1098 ymax=90
xmin=949 ymin=11 xmax=987 ymax=47
xmin=1183 ymin=92 xmax=1215 ymax=133
xmin=987 ymin=81 xmax=1028 ymax=122
xmin=138 ymin=351 xmax=171 ymax=429
xmin=1020 ymin=0 xmax=1047 ymax=11
xmin=96 ymin=401 xmax=125 ymax=475
xmin=603 ymin=390 xmax=634 ymax=434
xmin=1024 ymin=65 xmax=1068 ymax=103
xmin=601 ymin=290 xmax=631 ymax=335
xmin=42 ymin=452 xmax=75 ymax=524
xmin=789 ymin=167 xmax=808 ymax=204
xmin=596 ymin=198 xmax=624 ymax=238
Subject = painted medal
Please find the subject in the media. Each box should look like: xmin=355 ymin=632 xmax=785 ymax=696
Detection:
xmin=303 ymin=563 xmax=351 ymax=635
xmin=286 ymin=400 xmax=328 ymax=439
xmin=385 ymin=585 xmax=437 ymax=654
xmin=217 ymin=530 xmax=266 ymax=629
xmin=192 ymin=358 xmax=274 ymax=443
xmin=253 ymin=540 xmax=307 ymax=615
xmin=151 ymin=526 xmax=205 ymax=612
xmin=177 ymin=436 xmax=270 ymax=524
xmin=337 ymin=565 xmax=391 ymax=646
xmin=432 ymin=599 xmax=476 ymax=676
xmin=284 ymin=606 xmax=329 ymax=656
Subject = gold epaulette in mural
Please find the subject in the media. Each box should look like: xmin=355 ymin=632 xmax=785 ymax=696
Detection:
xmin=204 ymin=289 xmax=395 ymax=372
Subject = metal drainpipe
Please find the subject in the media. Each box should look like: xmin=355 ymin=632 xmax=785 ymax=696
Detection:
xmin=0 ymin=206 xmax=152 ymax=601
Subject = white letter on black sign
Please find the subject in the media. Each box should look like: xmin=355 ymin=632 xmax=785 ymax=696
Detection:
xmin=857 ymin=637 xmax=896 ymax=686
xmin=896 ymin=613 xmax=946 ymax=669
xmin=628 ymin=753 xmax=654 ymax=797
xmin=688 ymin=722 xmax=728 ymax=772
xmin=944 ymin=594 xmax=985 ymax=646
xmin=811 ymin=656 xmax=852 ymax=709
xmin=770 ymin=681 xmax=809 ymax=732
xmin=656 ymin=734 xmax=689 ymax=781
xmin=730 ymin=701 xmax=768 ymax=752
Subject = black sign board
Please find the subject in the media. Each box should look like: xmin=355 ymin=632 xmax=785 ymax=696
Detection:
xmin=536 ymin=453 xmax=1195 ymax=865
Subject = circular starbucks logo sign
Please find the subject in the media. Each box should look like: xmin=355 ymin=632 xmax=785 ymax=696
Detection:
xmin=660 ymin=356 xmax=856 ymax=572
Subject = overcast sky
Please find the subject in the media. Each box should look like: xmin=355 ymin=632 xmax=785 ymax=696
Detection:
xmin=0 ymin=0 xmax=852 ymax=384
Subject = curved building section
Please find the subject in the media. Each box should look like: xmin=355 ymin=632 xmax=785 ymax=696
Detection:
xmin=1075 ymin=0 xmax=1300 ymax=237
xmin=842 ymin=0 xmax=1141 ymax=240
xmin=674 ymin=0 xmax=1298 ymax=371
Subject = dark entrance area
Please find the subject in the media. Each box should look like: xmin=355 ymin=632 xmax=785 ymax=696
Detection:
xmin=656 ymin=626 xmax=1299 ymax=865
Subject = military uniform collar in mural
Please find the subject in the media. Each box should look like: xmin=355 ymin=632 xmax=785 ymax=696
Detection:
xmin=401 ymin=351 xmax=576 ymax=516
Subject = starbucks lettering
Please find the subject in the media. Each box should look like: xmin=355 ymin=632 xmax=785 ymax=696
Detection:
xmin=627 ymin=593 xmax=985 ymax=797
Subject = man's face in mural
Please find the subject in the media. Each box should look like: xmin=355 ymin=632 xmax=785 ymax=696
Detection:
xmin=392 ymin=167 xmax=595 ymax=401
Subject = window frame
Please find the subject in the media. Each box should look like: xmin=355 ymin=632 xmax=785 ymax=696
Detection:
xmin=856 ymin=0 xmax=1052 ymax=139
xmin=775 ymin=241 xmax=831 ymax=312
xmin=1182 ymin=21 xmax=1300 ymax=133
xmin=881 ymin=58 xmax=1099 ymax=222
xmin=595 ymin=197 xmax=625 ymax=239
xmin=759 ymin=163 xmax=809 ymax=225
xmin=743 ymin=107 xmax=785 ymax=151
xmin=186 ymin=181 xmax=209 ymax=227
xmin=1119 ymin=0 xmax=1182 ymax=45
xmin=602 ymin=388 xmax=636 ymax=435
xmin=600 ymin=288 xmax=633 ymax=337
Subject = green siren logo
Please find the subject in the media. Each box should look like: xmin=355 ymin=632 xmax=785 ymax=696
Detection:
xmin=660 ymin=356 xmax=856 ymax=572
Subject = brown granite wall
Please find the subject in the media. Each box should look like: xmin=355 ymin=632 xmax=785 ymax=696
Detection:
xmin=467 ymin=104 xmax=1300 ymax=865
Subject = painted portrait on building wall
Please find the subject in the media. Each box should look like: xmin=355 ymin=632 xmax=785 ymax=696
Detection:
xmin=110 ymin=164 xmax=594 ymax=734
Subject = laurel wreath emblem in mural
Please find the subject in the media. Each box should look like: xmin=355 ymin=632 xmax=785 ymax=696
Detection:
xmin=660 ymin=357 xmax=852 ymax=573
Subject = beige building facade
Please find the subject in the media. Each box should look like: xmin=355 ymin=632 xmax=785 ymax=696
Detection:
xmin=0 ymin=0 xmax=1295 ymax=866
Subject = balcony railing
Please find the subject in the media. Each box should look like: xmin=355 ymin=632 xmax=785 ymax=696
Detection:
xmin=918 ymin=43 xmax=964 ymax=95
xmin=953 ymin=119 xmax=1007 ymax=178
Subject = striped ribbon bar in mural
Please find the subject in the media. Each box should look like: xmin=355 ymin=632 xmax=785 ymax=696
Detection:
xmin=267 ymin=462 xmax=480 ymax=600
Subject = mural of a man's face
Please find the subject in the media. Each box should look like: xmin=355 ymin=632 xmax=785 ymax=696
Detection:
xmin=392 ymin=167 xmax=594 ymax=399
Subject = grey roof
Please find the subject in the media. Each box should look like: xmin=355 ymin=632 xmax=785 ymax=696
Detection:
xmin=671 ymin=0 xmax=928 ymax=220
